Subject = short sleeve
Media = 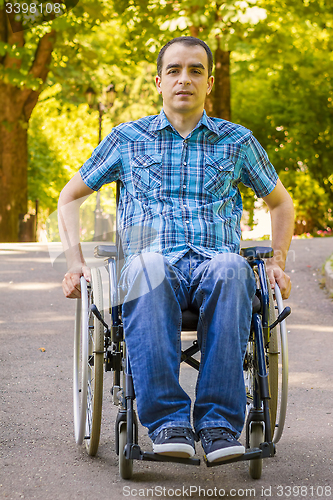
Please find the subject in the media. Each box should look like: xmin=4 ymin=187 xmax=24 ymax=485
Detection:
xmin=240 ymin=134 xmax=278 ymax=198
xmin=79 ymin=128 xmax=121 ymax=191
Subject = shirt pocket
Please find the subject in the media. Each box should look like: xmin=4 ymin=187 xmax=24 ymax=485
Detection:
xmin=130 ymin=154 xmax=162 ymax=192
xmin=204 ymin=155 xmax=235 ymax=198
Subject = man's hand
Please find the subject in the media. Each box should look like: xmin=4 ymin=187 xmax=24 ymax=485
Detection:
xmin=265 ymin=258 xmax=291 ymax=299
xmin=262 ymin=178 xmax=294 ymax=300
xmin=62 ymin=264 xmax=91 ymax=299
xmin=58 ymin=172 xmax=95 ymax=299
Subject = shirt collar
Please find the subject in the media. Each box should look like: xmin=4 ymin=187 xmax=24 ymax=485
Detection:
xmin=200 ymin=111 xmax=220 ymax=136
xmin=148 ymin=109 xmax=171 ymax=132
xmin=148 ymin=109 xmax=220 ymax=137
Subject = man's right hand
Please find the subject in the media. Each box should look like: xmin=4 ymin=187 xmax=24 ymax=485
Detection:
xmin=62 ymin=265 xmax=91 ymax=299
xmin=58 ymin=172 xmax=95 ymax=299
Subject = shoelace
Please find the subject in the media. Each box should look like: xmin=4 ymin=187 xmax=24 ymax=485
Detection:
xmin=164 ymin=427 xmax=192 ymax=440
xmin=200 ymin=428 xmax=234 ymax=444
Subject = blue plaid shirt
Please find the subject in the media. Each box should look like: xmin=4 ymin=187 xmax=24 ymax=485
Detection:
xmin=80 ymin=110 xmax=278 ymax=267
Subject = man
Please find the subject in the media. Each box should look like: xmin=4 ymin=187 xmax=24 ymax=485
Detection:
xmin=59 ymin=37 xmax=294 ymax=463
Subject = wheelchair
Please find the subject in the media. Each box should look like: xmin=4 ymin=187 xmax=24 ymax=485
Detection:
xmin=73 ymin=243 xmax=290 ymax=480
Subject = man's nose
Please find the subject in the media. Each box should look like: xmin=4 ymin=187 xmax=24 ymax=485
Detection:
xmin=178 ymin=70 xmax=191 ymax=85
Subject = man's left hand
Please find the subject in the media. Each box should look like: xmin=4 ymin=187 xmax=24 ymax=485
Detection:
xmin=266 ymin=259 xmax=291 ymax=299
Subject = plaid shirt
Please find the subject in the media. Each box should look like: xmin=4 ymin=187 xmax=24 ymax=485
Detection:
xmin=80 ymin=110 xmax=278 ymax=267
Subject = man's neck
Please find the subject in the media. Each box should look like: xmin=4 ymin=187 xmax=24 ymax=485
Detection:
xmin=163 ymin=107 xmax=204 ymax=138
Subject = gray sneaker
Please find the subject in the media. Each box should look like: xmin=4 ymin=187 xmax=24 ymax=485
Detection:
xmin=153 ymin=427 xmax=195 ymax=458
xmin=199 ymin=428 xmax=245 ymax=463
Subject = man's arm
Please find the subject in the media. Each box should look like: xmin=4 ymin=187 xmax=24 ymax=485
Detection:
xmin=58 ymin=172 xmax=94 ymax=298
xmin=262 ymin=178 xmax=295 ymax=299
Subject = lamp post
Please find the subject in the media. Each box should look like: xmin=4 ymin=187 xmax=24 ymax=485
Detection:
xmin=85 ymin=83 xmax=116 ymax=240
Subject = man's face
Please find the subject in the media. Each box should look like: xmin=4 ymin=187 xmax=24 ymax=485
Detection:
xmin=155 ymin=43 xmax=214 ymax=116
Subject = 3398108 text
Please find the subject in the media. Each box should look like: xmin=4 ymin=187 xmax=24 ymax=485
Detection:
xmin=272 ymin=485 xmax=332 ymax=497
xmin=5 ymin=2 xmax=62 ymax=15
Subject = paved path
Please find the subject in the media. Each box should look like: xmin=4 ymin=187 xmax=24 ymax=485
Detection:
xmin=1 ymin=238 xmax=333 ymax=500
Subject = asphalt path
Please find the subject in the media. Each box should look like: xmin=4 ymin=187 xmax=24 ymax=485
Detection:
xmin=1 ymin=238 xmax=333 ymax=500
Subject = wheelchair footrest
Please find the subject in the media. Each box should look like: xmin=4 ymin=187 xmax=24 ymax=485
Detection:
xmin=142 ymin=452 xmax=201 ymax=466
xmin=131 ymin=447 xmax=201 ymax=466
xmin=205 ymin=442 xmax=275 ymax=467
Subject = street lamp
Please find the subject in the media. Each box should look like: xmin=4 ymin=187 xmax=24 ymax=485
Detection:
xmin=85 ymin=83 xmax=116 ymax=145
xmin=105 ymin=83 xmax=116 ymax=109
xmin=85 ymin=83 xmax=116 ymax=240
xmin=85 ymin=86 xmax=96 ymax=108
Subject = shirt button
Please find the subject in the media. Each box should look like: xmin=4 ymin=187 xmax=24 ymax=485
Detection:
xmin=183 ymin=185 xmax=186 ymax=189
xmin=183 ymin=162 xmax=187 ymax=165
xmin=185 ymin=220 xmax=190 ymax=224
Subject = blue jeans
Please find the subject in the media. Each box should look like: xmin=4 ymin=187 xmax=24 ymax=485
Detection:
xmin=121 ymin=250 xmax=256 ymax=441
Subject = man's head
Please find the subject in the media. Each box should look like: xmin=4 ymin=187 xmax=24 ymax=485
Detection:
xmin=157 ymin=37 xmax=213 ymax=78
xmin=155 ymin=37 xmax=214 ymax=121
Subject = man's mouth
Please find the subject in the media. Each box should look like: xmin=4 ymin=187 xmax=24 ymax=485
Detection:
xmin=176 ymin=91 xmax=193 ymax=95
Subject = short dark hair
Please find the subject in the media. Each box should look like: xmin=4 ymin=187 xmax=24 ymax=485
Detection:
xmin=157 ymin=36 xmax=213 ymax=78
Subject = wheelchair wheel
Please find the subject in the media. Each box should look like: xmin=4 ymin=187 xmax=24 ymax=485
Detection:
xmin=249 ymin=422 xmax=264 ymax=479
xmin=119 ymin=422 xmax=133 ymax=480
xmin=73 ymin=278 xmax=89 ymax=446
xmin=268 ymin=284 xmax=279 ymax=439
xmin=272 ymin=284 xmax=289 ymax=444
xmin=245 ymin=339 xmax=265 ymax=479
xmin=245 ymin=283 xmax=279 ymax=479
xmin=73 ymin=269 xmax=104 ymax=456
xmin=85 ymin=267 xmax=104 ymax=455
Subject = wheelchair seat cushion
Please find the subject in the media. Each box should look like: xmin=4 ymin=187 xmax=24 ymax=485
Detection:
xmin=181 ymin=295 xmax=261 ymax=331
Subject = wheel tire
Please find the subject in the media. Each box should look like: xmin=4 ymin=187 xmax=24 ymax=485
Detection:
xmin=119 ymin=422 xmax=133 ymax=480
xmin=85 ymin=267 xmax=104 ymax=456
xmin=73 ymin=270 xmax=104 ymax=455
xmin=249 ymin=423 xmax=264 ymax=479
xmin=73 ymin=277 xmax=89 ymax=445
xmin=272 ymin=284 xmax=289 ymax=444
xmin=268 ymin=284 xmax=279 ymax=440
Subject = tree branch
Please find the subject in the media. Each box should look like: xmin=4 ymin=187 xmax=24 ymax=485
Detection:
xmin=3 ymin=14 xmax=24 ymax=70
xmin=24 ymin=29 xmax=57 ymax=120
xmin=15 ymin=29 xmax=57 ymax=120
xmin=29 ymin=29 xmax=56 ymax=80
xmin=0 ymin=7 xmax=8 ymax=44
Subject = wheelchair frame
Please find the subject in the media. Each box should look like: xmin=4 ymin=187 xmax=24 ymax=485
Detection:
xmin=73 ymin=243 xmax=290 ymax=480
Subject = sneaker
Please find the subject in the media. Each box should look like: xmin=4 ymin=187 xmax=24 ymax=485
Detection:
xmin=199 ymin=428 xmax=245 ymax=463
xmin=153 ymin=427 xmax=195 ymax=458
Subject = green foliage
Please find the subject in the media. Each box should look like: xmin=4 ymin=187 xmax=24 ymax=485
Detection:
xmin=8 ymin=0 xmax=333 ymax=239
xmin=232 ymin=0 xmax=333 ymax=233
xmin=28 ymin=87 xmax=98 ymax=224
xmin=112 ymin=0 xmax=268 ymax=58
xmin=279 ymin=169 xmax=332 ymax=235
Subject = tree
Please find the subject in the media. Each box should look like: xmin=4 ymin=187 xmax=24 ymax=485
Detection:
xmin=0 ymin=14 xmax=55 ymax=240
xmin=0 ymin=0 xmax=117 ymax=241
xmin=113 ymin=0 xmax=267 ymax=120
xmin=232 ymin=0 xmax=333 ymax=232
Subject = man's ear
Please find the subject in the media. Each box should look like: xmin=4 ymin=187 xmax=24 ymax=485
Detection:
xmin=155 ymin=75 xmax=162 ymax=95
xmin=207 ymin=76 xmax=214 ymax=95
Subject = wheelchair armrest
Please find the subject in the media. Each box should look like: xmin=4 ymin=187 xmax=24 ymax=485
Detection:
xmin=94 ymin=245 xmax=118 ymax=258
xmin=241 ymin=246 xmax=273 ymax=260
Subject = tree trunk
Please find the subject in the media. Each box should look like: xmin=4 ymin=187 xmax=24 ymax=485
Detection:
xmin=0 ymin=10 xmax=56 ymax=241
xmin=189 ymin=19 xmax=231 ymax=121
xmin=213 ymin=47 xmax=231 ymax=121
xmin=0 ymin=109 xmax=28 ymax=242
